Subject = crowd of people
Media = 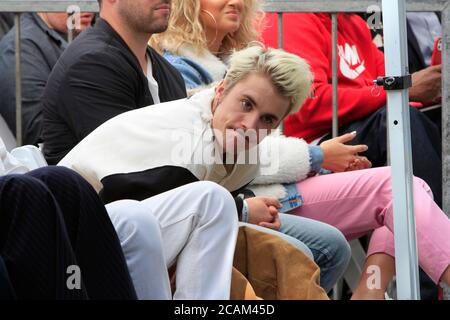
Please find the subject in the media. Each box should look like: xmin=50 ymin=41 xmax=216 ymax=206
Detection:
xmin=0 ymin=0 xmax=447 ymax=300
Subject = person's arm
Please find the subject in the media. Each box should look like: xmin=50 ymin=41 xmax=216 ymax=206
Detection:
xmin=252 ymin=134 xmax=311 ymax=184
xmin=19 ymin=38 xmax=54 ymax=145
xmin=0 ymin=36 xmax=50 ymax=145
xmin=409 ymin=64 xmax=442 ymax=103
xmin=252 ymin=132 xmax=370 ymax=185
xmin=58 ymin=50 xmax=145 ymax=142
xmin=266 ymin=13 xmax=387 ymax=132
xmin=372 ymin=31 xmax=442 ymax=105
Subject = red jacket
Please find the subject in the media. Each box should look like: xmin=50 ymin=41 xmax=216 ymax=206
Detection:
xmin=262 ymin=13 xmax=388 ymax=142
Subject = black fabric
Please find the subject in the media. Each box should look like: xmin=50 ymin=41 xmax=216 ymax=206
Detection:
xmin=42 ymin=18 xmax=187 ymax=164
xmin=0 ymin=166 xmax=137 ymax=300
xmin=0 ymin=256 xmax=15 ymax=299
xmin=100 ymin=165 xmax=199 ymax=204
xmin=0 ymin=13 xmax=68 ymax=145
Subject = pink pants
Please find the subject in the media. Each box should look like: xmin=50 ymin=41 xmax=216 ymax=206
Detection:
xmin=290 ymin=166 xmax=450 ymax=283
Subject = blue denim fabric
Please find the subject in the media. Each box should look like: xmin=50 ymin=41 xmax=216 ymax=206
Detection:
xmin=308 ymin=145 xmax=323 ymax=173
xmin=163 ymin=50 xmax=213 ymax=89
xmin=278 ymin=183 xmax=303 ymax=213
xmin=277 ymin=146 xmax=323 ymax=213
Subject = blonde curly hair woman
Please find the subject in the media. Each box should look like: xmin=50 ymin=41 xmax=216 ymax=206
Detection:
xmin=150 ymin=0 xmax=264 ymax=89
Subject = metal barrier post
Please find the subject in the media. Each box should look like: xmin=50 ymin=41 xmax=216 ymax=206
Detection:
xmin=442 ymin=1 xmax=450 ymax=220
xmin=14 ymin=12 xmax=22 ymax=146
xmin=331 ymin=12 xmax=338 ymax=138
xmin=382 ymin=0 xmax=420 ymax=299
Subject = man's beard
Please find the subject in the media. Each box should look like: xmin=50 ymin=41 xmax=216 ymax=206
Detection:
xmin=121 ymin=7 xmax=168 ymax=34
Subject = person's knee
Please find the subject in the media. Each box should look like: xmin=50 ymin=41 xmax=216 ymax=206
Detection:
xmin=0 ymin=175 xmax=56 ymax=220
xmin=322 ymin=226 xmax=351 ymax=269
xmin=287 ymin=237 xmax=314 ymax=260
xmin=413 ymin=176 xmax=434 ymax=199
xmin=107 ymin=200 xmax=162 ymax=249
xmin=28 ymin=166 xmax=90 ymax=189
xmin=409 ymin=106 xmax=439 ymax=132
xmin=29 ymin=166 xmax=74 ymax=179
xmin=0 ymin=174 xmax=47 ymax=196
xmin=192 ymin=181 xmax=238 ymax=226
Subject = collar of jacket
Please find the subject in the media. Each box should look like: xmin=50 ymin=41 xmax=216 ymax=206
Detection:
xmin=189 ymin=86 xmax=215 ymax=125
xmin=93 ymin=17 xmax=164 ymax=103
xmin=175 ymin=44 xmax=228 ymax=82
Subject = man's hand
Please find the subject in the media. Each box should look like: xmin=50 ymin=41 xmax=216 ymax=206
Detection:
xmin=320 ymin=132 xmax=371 ymax=172
xmin=246 ymin=196 xmax=282 ymax=230
xmin=409 ymin=65 xmax=441 ymax=103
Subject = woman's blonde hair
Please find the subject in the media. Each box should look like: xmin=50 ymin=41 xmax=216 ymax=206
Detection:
xmin=224 ymin=44 xmax=313 ymax=114
xmin=150 ymin=0 xmax=264 ymax=55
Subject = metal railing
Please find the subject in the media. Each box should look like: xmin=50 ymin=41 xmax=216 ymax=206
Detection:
xmin=0 ymin=0 xmax=449 ymax=299
xmin=0 ymin=0 xmax=98 ymax=12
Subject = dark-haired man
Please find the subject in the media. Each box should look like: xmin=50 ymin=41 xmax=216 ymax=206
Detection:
xmin=42 ymin=0 xmax=186 ymax=164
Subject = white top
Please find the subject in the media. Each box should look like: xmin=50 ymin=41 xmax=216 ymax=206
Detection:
xmin=0 ymin=137 xmax=29 ymax=175
xmin=146 ymin=54 xmax=161 ymax=104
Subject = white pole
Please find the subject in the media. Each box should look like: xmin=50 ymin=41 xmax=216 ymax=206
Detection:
xmin=382 ymin=0 xmax=420 ymax=299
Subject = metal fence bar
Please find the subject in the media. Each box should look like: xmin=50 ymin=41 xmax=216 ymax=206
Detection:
xmin=263 ymin=0 xmax=447 ymax=13
xmin=331 ymin=13 xmax=338 ymax=138
xmin=0 ymin=0 xmax=439 ymax=13
xmin=382 ymin=0 xmax=420 ymax=300
xmin=67 ymin=27 xmax=73 ymax=43
xmin=442 ymin=2 xmax=450 ymax=222
xmin=277 ymin=12 xmax=283 ymax=49
xmin=0 ymin=0 xmax=98 ymax=12
xmin=14 ymin=13 xmax=22 ymax=146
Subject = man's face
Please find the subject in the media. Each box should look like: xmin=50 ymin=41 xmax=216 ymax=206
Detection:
xmin=43 ymin=11 xmax=94 ymax=34
xmin=118 ymin=0 xmax=171 ymax=34
xmin=211 ymin=72 xmax=290 ymax=155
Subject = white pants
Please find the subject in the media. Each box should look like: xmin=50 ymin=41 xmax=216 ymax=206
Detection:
xmin=106 ymin=181 xmax=239 ymax=300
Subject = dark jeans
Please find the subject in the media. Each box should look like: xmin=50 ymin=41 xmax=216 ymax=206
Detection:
xmin=320 ymin=106 xmax=442 ymax=299
xmin=0 ymin=166 xmax=137 ymax=300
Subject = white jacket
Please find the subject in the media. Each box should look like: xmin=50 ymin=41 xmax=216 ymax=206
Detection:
xmin=60 ymin=88 xmax=312 ymax=203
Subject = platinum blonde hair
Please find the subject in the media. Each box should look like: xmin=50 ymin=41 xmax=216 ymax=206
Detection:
xmin=224 ymin=44 xmax=313 ymax=114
